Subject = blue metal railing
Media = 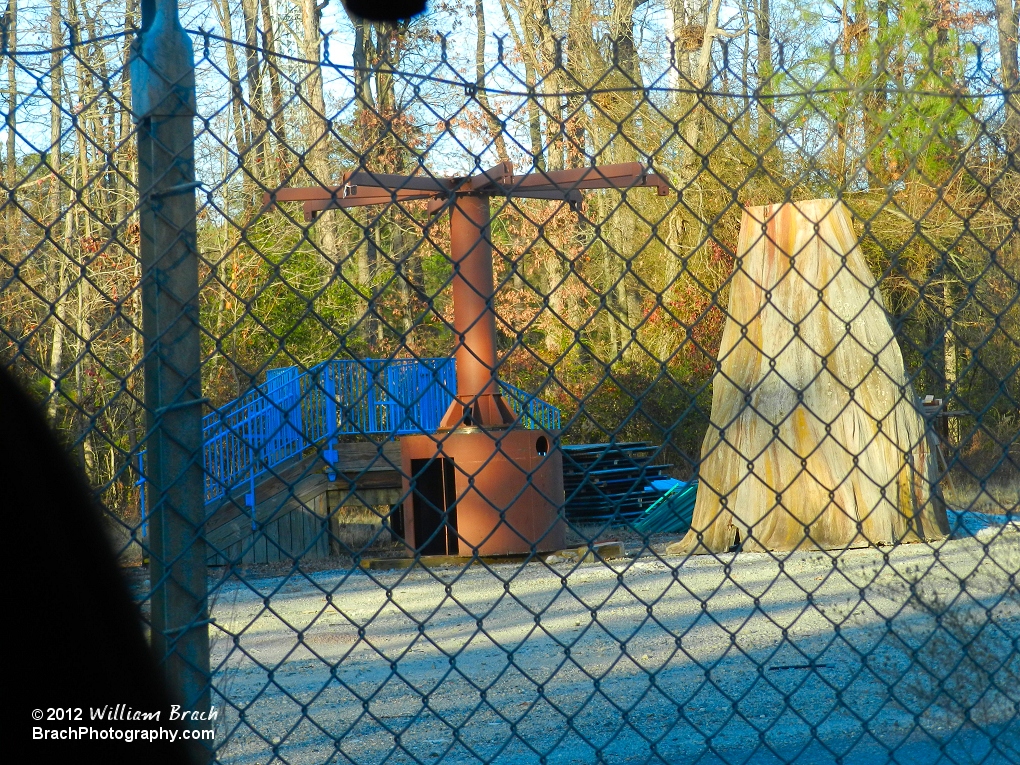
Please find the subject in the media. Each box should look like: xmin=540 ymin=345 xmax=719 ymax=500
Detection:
xmin=188 ymin=358 xmax=560 ymax=506
xmin=500 ymin=381 xmax=561 ymax=431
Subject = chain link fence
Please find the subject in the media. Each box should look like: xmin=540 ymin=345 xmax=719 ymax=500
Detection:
xmin=2 ymin=1 xmax=1019 ymax=763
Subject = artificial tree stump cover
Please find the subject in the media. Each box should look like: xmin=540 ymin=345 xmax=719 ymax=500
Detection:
xmin=671 ymin=200 xmax=948 ymax=554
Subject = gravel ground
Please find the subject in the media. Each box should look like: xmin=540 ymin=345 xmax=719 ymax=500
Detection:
xmin=200 ymin=519 xmax=1020 ymax=765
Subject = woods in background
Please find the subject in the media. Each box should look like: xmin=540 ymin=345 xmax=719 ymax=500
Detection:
xmin=1 ymin=0 xmax=1017 ymax=522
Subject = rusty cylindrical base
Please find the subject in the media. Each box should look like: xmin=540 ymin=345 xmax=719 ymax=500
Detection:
xmin=400 ymin=428 xmax=565 ymax=556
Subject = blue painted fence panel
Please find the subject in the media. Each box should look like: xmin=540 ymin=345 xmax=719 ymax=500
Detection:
xmin=195 ymin=358 xmax=560 ymax=505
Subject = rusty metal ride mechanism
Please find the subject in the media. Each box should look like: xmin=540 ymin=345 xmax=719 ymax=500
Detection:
xmin=263 ymin=162 xmax=670 ymax=557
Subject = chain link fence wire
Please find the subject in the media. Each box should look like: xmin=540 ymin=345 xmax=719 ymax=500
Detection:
xmin=2 ymin=2 xmax=1019 ymax=763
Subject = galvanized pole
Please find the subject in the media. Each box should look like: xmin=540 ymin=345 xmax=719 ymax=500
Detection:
xmin=132 ymin=0 xmax=210 ymax=750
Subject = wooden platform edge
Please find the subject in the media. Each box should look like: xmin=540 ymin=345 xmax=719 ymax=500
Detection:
xmin=360 ymin=542 xmax=627 ymax=571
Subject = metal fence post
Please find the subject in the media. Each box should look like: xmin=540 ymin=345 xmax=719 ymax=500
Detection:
xmin=132 ymin=0 xmax=210 ymax=744
xmin=324 ymin=367 xmax=338 ymax=479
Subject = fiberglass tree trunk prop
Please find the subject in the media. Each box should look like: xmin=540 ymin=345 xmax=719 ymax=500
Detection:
xmin=671 ymin=200 xmax=948 ymax=555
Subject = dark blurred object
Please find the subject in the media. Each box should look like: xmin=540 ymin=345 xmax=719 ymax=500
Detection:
xmin=343 ymin=0 xmax=426 ymax=22
xmin=2 ymin=367 xmax=193 ymax=764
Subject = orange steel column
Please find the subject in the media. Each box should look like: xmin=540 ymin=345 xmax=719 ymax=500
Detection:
xmin=440 ymin=194 xmax=514 ymax=429
xmin=449 ymin=194 xmax=498 ymax=399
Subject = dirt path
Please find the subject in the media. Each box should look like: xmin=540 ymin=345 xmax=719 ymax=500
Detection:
xmin=199 ymin=520 xmax=1019 ymax=765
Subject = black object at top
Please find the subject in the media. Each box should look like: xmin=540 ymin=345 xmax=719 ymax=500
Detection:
xmin=343 ymin=0 xmax=427 ymax=22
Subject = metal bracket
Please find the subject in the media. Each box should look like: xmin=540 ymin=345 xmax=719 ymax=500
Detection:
xmin=163 ymin=618 xmax=216 ymax=637
xmin=154 ymin=397 xmax=209 ymax=416
xmin=151 ymin=181 xmax=203 ymax=200
xmin=427 ymin=196 xmax=452 ymax=216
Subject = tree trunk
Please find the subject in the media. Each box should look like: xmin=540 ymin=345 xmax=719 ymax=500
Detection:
xmin=943 ymin=274 xmax=959 ymax=445
xmin=259 ymin=0 xmax=287 ymax=182
xmin=753 ymin=0 xmax=773 ymax=145
xmin=240 ymin=0 xmax=267 ymax=177
xmin=301 ymin=0 xmax=338 ymax=268
xmin=606 ymin=0 xmax=649 ymax=362
xmin=54 ymin=187 xmax=76 ymax=419
xmin=121 ymin=0 xmax=142 ymax=453
xmin=67 ymin=0 xmax=96 ymax=458
xmin=543 ymin=251 xmax=566 ymax=354
xmin=498 ymin=0 xmax=544 ymax=169
xmin=602 ymin=245 xmax=622 ymax=358
xmin=394 ymin=222 xmax=416 ymax=338
xmin=48 ymin=254 xmax=70 ymax=419
xmin=374 ymin=23 xmax=397 ymax=156
xmin=4 ymin=0 xmax=16 ymax=252
xmin=77 ymin=2 xmax=107 ymax=215
xmin=664 ymin=0 xmax=680 ymax=86
xmin=740 ymin=2 xmax=749 ymax=129
xmin=117 ymin=0 xmax=135 ymax=228
xmin=564 ymin=0 xmax=590 ymax=165
xmin=213 ymin=0 xmax=253 ymax=206
xmin=375 ymin=26 xmax=416 ymax=346
xmin=659 ymin=0 xmax=721 ymax=360
xmin=474 ymin=0 xmax=509 ymax=163
xmin=995 ymin=0 xmax=1019 ymax=158
xmin=611 ymin=0 xmax=642 ymax=84
xmin=671 ymin=200 xmax=948 ymax=555
xmin=361 ymin=225 xmax=380 ymax=349
xmin=349 ymin=12 xmax=373 ymax=112
xmin=46 ymin=0 xmax=64 ymax=419
xmin=533 ymin=0 xmax=566 ymax=171
xmin=670 ymin=0 xmax=708 ymax=83
xmin=301 ymin=0 xmax=329 ymax=173
xmin=525 ymin=60 xmax=544 ymax=170
xmin=680 ymin=0 xmax=722 ymax=193
xmin=864 ymin=0 xmax=888 ymax=186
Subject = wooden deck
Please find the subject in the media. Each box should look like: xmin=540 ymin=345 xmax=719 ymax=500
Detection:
xmin=205 ymin=442 xmax=403 ymax=565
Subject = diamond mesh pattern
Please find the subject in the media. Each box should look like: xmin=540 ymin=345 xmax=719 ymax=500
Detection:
xmin=1 ymin=5 xmax=1018 ymax=764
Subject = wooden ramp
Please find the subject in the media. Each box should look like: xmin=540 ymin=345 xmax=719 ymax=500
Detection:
xmin=205 ymin=442 xmax=403 ymax=565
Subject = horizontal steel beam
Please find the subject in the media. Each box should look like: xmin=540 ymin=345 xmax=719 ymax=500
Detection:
xmin=344 ymin=171 xmax=454 ymax=193
xmin=302 ymin=190 xmax=440 ymax=219
xmin=262 ymin=163 xmax=670 ymax=219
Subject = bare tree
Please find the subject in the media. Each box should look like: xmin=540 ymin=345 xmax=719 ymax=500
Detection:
xmin=213 ymin=0 xmax=255 ymax=205
xmin=301 ymin=0 xmax=339 ymax=267
xmin=240 ymin=0 xmax=268 ymax=175
xmin=46 ymin=0 xmax=67 ymax=420
xmin=864 ymin=0 xmax=890 ymax=186
xmin=260 ymin=0 xmax=288 ymax=182
xmin=563 ymin=0 xmax=592 ymax=165
xmin=498 ymin=0 xmax=546 ymax=169
xmin=474 ymin=0 xmax=509 ymax=163
xmin=666 ymin=0 xmax=709 ymax=84
xmin=3 ymin=0 xmax=16 ymax=250
xmin=994 ymin=0 xmax=1019 ymax=158
xmin=753 ymin=0 xmax=773 ymax=143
